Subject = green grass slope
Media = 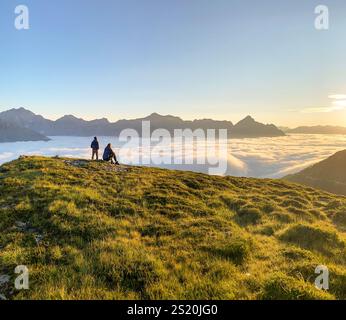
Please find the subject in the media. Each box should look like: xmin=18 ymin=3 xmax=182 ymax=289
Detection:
xmin=0 ymin=156 xmax=346 ymax=300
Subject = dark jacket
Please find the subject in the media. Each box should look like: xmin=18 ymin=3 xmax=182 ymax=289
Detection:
xmin=103 ymin=146 xmax=113 ymax=160
xmin=91 ymin=140 xmax=99 ymax=150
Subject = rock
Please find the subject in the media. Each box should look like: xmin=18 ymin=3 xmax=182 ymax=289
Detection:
xmin=0 ymin=167 xmax=9 ymax=173
xmin=34 ymin=234 xmax=44 ymax=245
xmin=13 ymin=221 xmax=45 ymax=246
xmin=64 ymin=160 xmax=89 ymax=168
xmin=104 ymin=164 xmax=128 ymax=173
xmin=27 ymin=228 xmax=38 ymax=234
xmin=15 ymin=221 xmax=27 ymax=231
xmin=0 ymin=275 xmax=10 ymax=287
xmin=15 ymin=221 xmax=27 ymax=228
xmin=64 ymin=159 xmax=129 ymax=173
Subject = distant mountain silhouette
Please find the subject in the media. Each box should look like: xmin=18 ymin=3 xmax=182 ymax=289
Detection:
xmin=285 ymin=126 xmax=346 ymax=135
xmin=0 ymin=108 xmax=285 ymax=139
xmin=0 ymin=108 xmax=116 ymax=136
xmin=284 ymin=150 xmax=346 ymax=196
xmin=278 ymin=126 xmax=291 ymax=132
xmin=0 ymin=107 xmax=54 ymax=133
xmin=231 ymin=115 xmax=284 ymax=138
xmin=114 ymin=113 xmax=236 ymax=136
xmin=0 ymin=119 xmax=50 ymax=143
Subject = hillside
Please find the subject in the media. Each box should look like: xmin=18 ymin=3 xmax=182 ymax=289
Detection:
xmin=0 ymin=120 xmax=50 ymax=143
xmin=0 ymin=157 xmax=346 ymax=300
xmin=285 ymin=150 xmax=346 ymax=196
xmin=0 ymin=108 xmax=284 ymax=139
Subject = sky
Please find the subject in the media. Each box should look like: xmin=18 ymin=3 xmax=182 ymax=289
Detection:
xmin=0 ymin=0 xmax=346 ymax=126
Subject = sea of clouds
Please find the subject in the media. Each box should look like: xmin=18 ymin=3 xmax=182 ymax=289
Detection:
xmin=0 ymin=134 xmax=345 ymax=178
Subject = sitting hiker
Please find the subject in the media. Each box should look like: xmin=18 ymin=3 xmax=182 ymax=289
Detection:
xmin=91 ymin=137 xmax=99 ymax=160
xmin=103 ymin=143 xmax=119 ymax=165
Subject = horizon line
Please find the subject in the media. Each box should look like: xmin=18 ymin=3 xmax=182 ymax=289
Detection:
xmin=1 ymin=106 xmax=346 ymax=129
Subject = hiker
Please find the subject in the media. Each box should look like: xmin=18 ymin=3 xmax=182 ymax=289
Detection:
xmin=91 ymin=137 xmax=99 ymax=160
xmin=103 ymin=143 xmax=119 ymax=165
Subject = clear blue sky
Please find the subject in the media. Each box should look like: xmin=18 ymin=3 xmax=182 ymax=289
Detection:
xmin=0 ymin=0 xmax=345 ymax=126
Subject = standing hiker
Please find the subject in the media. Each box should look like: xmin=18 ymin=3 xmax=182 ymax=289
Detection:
xmin=91 ymin=137 xmax=99 ymax=160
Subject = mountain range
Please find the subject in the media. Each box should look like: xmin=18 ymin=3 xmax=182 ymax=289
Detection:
xmin=0 ymin=108 xmax=285 ymax=142
xmin=284 ymin=149 xmax=346 ymax=196
xmin=0 ymin=119 xmax=50 ymax=143
xmin=283 ymin=126 xmax=346 ymax=135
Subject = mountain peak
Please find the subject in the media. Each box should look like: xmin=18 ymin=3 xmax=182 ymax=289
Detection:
xmin=92 ymin=117 xmax=109 ymax=122
xmin=150 ymin=112 xmax=161 ymax=117
xmin=0 ymin=107 xmax=45 ymax=128
xmin=144 ymin=113 xmax=181 ymax=121
xmin=6 ymin=107 xmax=35 ymax=115
xmin=238 ymin=115 xmax=255 ymax=124
xmin=231 ymin=115 xmax=285 ymax=137
xmin=57 ymin=115 xmax=81 ymax=121
xmin=146 ymin=112 xmax=165 ymax=119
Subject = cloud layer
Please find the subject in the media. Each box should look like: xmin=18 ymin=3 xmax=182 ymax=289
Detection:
xmin=1 ymin=134 xmax=345 ymax=178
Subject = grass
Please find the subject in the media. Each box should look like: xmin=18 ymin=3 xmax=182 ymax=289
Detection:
xmin=0 ymin=156 xmax=346 ymax=300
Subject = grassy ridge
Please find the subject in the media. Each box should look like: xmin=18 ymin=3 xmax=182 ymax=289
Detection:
xmin=0 ymin=156 xmax=346 ymax=300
